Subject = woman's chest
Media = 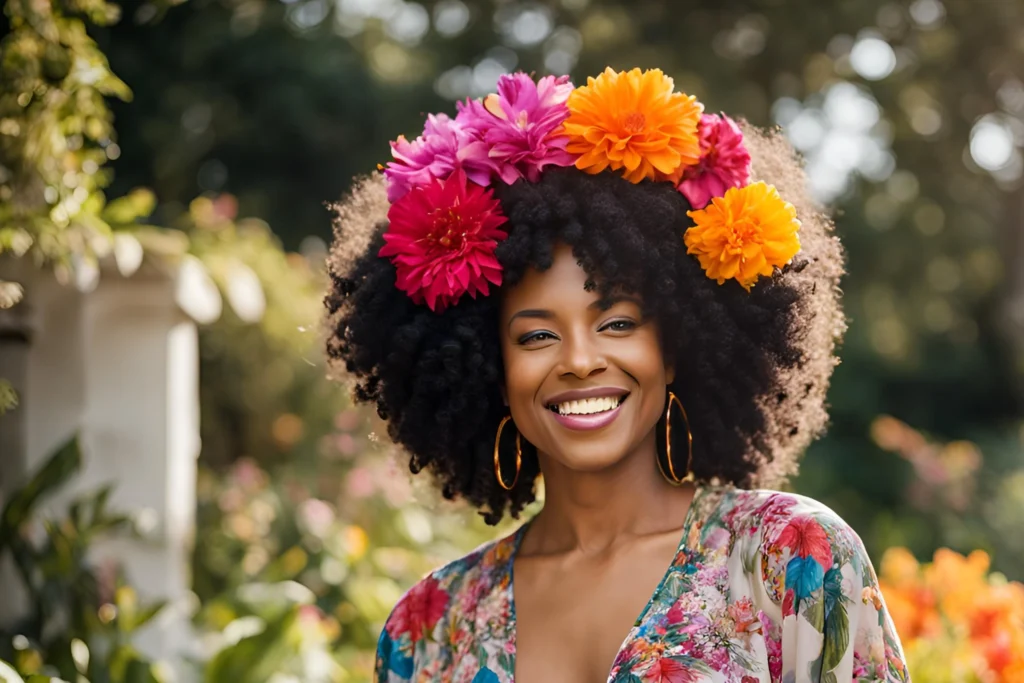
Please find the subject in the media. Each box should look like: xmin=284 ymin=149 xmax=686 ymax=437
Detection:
xmin=512 ymin=538 xmax=687 ymax=682
xmin=438 ymin=544 xmax=777 ymax=683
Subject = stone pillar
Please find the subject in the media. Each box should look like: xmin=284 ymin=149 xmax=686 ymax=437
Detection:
xmin=0 ymin=263 xmax=200 ymax=678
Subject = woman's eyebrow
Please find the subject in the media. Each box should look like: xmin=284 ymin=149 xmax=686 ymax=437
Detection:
xmin=507 ymin=308 xmax=554 ymax=331
xmin=592 ymin=294 xmax=643 ymax=310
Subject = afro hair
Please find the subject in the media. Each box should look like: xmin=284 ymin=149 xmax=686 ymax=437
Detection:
xmin=325 ymin=122 xmax=846 ymax=525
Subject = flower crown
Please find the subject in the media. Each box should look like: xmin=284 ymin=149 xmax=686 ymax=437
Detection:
xmin=379 ymin=67 xmax=802 ymax=313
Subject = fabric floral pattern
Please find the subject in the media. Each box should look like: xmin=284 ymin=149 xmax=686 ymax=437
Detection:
xmin=375 ymin=487 xmax=911 ymax=682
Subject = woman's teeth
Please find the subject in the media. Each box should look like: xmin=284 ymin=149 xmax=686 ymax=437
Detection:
xmin=552 ymin=396 xmax=623 ymax=415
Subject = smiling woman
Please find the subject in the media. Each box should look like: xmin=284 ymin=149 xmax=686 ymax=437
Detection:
xmin=325 ymin=69 xmax=909 ymax=682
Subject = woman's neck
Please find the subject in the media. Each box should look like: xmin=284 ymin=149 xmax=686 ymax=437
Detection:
xmin=522 ymin=432 xmax=697 ymax=557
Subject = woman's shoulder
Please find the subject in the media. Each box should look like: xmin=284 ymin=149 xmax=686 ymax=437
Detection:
xmin=377 ymin=526 xmax=519 ymax=659
xmin=708 ymin=486 xmax=875 ymax=602
xmin=713 ymin=486 xmax=862 ymax=543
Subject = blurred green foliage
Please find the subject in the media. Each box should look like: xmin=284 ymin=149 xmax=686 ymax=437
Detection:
xmin=0 ymin=438 xmax=169 ymax=682
xmin=3 ymin=0 xmax=1024 ymax=679
xmin=95 ymin=0 xmax=1023 ymax=573
xmin=0 ymin=0 xmax=130 ymax=285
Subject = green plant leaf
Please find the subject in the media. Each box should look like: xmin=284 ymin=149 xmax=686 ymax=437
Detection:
xmin=803 ymin=595 xmax=825 ymax=631
xmin=0 ymin=380 xmax=17 ymax=415
xmin=202 ymin=608 xmax=299 ymax=683
xmin=101 ymin=189 xmax=156 ymax=226
xmin=0 ymin=437 xmax=82 ymax=550
xmin=0 ymin=281 xmax=23 ymax=309
xmin=822 ymin=603 xmax=850 ymax=673
xmin=0 ymin=658 xmax=26 ymax=683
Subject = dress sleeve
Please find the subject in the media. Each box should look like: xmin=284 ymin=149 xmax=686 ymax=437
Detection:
xmin=763 ymin=506 xmax=911 ymax=682
xmin=374 ymin=621 xmax=414 ymax=683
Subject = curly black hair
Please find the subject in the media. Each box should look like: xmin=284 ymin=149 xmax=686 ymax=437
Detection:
xmin=325 ymin=123 xmax=846 ymax=525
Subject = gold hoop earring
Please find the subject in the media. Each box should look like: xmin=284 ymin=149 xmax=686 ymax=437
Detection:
xmin=493 ymin=415 xmax=522 ymax=490
xmin=658 ymin=391 xmax=695 ymax=486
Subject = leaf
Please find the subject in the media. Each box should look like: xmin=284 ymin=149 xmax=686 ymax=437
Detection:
xmin=0 ymin=380 xmax=17 ymax=415
xmin=0 ymin=437 xmax=82 ymax=550
xmin=0 ymin=658 xmax=26 ymax=683
xmin=0 ymin=281 xmax=23 ymax=309
xmin=113 ymin=233 xmax=144 ymax=277
xmin=223 ymin=261 xmax=266 ymax=323
xmin=202 ymin=607 xmax=299 ymax=683
xmin=101 ymin=189 xmax=156 ymax=226
xmin=803 ymin=595 xmax=825 ymax=630
xmin=471 ymin=668 xmax=500 ymax=683
xmin=822 ymin=602 xmax=850 ymax=673
xmin=784 ymin=555 xmax=824 ymax=601
xmin=175 ymin=255 xmax=222 ymax=324
xmin=130 ymin=600 xmax=167 ymax=632
xmin=822 ymin=567 xmax=845 ymax=613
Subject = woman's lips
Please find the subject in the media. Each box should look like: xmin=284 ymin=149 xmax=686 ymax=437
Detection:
xmin=549 ymin=400 xmax=624 ymax=431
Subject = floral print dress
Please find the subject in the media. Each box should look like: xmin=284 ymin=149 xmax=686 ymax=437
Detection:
xmin=375 ymin=486 xmax=911 ymax=682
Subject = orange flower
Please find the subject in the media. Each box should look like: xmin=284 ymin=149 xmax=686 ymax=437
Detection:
xmin=562 ymin=67 xmax=703 ymax=183
xmin=683 ymin=181 xmax=801 ymax=290
xmin=878 ymin=546 xmax=1024 ymax=682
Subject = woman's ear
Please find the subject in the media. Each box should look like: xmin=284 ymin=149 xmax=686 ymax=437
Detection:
xmin=500 ymin=384 xmax=509 ymax=407
xmin=665 ymin=362 xmax=676 ymax=386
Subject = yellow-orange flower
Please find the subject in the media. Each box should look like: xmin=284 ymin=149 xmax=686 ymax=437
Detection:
xmin=562 ymin=67 xmax=703 ymax=184
xmin=878 ymin=546 xmax=1024 ymax=683
xmin=684 ymin=181 xmax=801 ymax=290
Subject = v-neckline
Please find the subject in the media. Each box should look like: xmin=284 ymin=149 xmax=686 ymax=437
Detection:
xmin=504 ymin=484 xmax=706 ymax=683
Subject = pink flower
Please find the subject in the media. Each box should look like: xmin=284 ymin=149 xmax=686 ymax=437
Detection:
xmin=380 ymin=168 xmax=507 ymax=312
xmin=384 ymin=114 xmax=491 ymax=202
xmin=703 ymin=527 xmax=731 ymax=551
xmin=456 ymin=72 xmax=576 ymax=184
xmin=643 ymin=657 xmax=700 ymax=683
xmin=678 ymin=113 xmax=751 ymax=209
xmin=727 ymin=598 xmax=758 ymax=635
xmin=666 ymin=601 xmax=686 ymax=625
xmin=386 ymin=576 xmax=450 ymax=643
xmin=759 ymin=611 xmax=783 ymax=680
xmin=776 ymin=516 xmax=834 ymax=570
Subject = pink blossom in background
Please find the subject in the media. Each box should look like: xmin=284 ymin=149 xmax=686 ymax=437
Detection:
xmin=678 ymin=113 xmax=752 ymax=209
xmin=345 ymin=466 xmax=375 ymax=499
xmin=383 ymin=113 xmax=491 ymax=202
xmin=296 ymin=498 xmax=335 ymax=538
xmin=456 ymin=72 xmax=576 ymax=185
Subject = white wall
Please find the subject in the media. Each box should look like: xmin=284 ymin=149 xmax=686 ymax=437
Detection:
xmin=0 ymin=261 xmax=199 ymax=679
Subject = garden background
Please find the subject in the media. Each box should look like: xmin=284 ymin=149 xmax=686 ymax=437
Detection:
xmin=1 ymin=0 xmax=1023 ymax=681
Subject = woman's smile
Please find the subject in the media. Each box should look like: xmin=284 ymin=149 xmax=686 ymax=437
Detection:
xmin=546 ymin=390 xmax=629 ymax=431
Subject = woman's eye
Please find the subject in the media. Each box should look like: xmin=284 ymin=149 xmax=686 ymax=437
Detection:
xmin=519 ymin=331 xmax=556 ymax=344
xmin=603 ymin=320 xmax=636 ymax=332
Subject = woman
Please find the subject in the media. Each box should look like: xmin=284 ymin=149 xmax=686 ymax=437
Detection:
xmin=326 ymin=68 xmax=909 ymax=682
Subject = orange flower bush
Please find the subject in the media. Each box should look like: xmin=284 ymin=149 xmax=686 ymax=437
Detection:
xmin=683 ymin=181 xmax=801 ymax=290
xmin=562 ymin=67 xmax=703 ymax=183
xmin=879 ymin=547 xmax=1024 ymax=683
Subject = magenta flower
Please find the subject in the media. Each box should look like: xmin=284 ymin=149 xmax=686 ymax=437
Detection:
xmin=383 ymin=113 xmax=491 ymax=203
xmin=379 ymin=168 xmax=507 ymax=313
xmin=678 ymin=113 xmax=752 ymax=209
xmin=456 ymin=72 xmax=576 ymax=185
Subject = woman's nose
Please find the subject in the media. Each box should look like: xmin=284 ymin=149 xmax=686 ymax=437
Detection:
xmin=559 ymin=331 xmax=607 ymax=378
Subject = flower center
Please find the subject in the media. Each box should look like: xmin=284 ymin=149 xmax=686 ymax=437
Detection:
xmin=430 ymin=208 xmax=472 ymax=249
xmin=623 ymin=111 xmax=646 ymax=134
xmin=729 ymin=218 xmax=764 ymax=254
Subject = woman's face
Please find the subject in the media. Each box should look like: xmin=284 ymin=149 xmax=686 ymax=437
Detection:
xmin=499 ymin=243 xmax=674 ymax=473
